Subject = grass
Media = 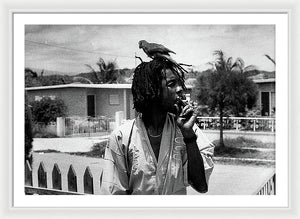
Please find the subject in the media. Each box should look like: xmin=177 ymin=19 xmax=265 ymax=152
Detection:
xmin=212 ymin=137 xmax=275 ymax=166
xmin=34 ymin=141 xmax=107 ymax=159
xmin=35 ymin=137 xmax=275 ymax=166
xmin=214 ymin=136 xmax=275 ymax=149
xmin=214 ymin=146 xmax=275 ymax=160
xmin=33 ymin=132 xmax=58 ymax=138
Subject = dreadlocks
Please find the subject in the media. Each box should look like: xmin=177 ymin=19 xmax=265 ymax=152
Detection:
xmin=132 ymin=58 xmax=186 ymax=114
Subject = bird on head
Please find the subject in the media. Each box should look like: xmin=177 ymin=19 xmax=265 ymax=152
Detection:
xmin=138 ymin=40 xmax=176 ymax=59
xmin=138 ymin=40 xmax=190 ymax=74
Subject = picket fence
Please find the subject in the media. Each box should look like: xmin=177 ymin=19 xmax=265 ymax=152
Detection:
xmin=24 ymin=160 xmax=103 ymax=195
xmin=25 ymin=160 xmax=275 ymax=195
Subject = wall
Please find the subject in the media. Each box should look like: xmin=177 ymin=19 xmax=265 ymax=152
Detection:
xmin=256 ymin=82 xmax=276 ymax=116
xmin=27 ymin=88 xmax=87 ymax=116
xmin=95 ymin=88 xmax=125 ymax=119
xmin=28 ymin=87 xmax=135 ymax=119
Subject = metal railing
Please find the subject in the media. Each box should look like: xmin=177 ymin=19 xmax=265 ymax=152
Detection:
xmin=197 ymin=116 xmax=275 ymax=132
xmin=65 ymin=116 xmax=111 ymax=136
xmin=254 ymin=171 xmax=276 ymax=195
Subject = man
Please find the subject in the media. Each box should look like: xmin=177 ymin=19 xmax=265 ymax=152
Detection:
xmin=104 ymin=58 xmax=214 ymax=195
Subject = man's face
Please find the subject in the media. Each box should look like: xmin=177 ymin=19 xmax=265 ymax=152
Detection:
xmin=160 ymin=69 xmax=183 ymax=114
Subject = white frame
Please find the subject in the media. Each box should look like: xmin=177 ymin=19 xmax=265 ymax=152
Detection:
xmin=13 ymin=11 xmax=288 ymax=207
xmin=2 ymin=0 xmax=299 ymax=218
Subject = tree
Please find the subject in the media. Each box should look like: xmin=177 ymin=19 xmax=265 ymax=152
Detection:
xmin=30 ymin=97 xmax=67 ymax=125
xmin=25 ymin=92 xmax=33 ymax=164
xmin=194 ymin=50 xmax=258 ymax=148
xmin=85 ymin=58 xmax=120 ymax=84
xmin=264 ymin=54 xmax=276 ymax=65
xmin=25 ymin=68 xmax=41 ymax=87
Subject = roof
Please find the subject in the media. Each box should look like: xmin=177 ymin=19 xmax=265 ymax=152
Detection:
xmin=25 ymin=83 xmax=132 ymax=91
xmin=252 ymin=78 xmax=275 ymax=83
xmin=25 ymin=83 xmax=194 ymax=91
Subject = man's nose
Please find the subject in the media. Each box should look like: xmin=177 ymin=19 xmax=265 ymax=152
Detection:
xmin=176 ymin=86 xmax=185 ymax=99
xmin=176 ymin=85 xmax=183 ymax=93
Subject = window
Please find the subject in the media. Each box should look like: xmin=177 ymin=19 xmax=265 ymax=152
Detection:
xmin=109 ymin=94 xmax=120 ymax=105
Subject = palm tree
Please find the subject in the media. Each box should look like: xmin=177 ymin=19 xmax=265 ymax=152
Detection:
xmin=264 ymin=54 xmax=276 ymax=65
xmin=211 ymin=50 xmax=256 ymax=74
xmin=85 ymin=58 xmax=118 ymax=84
xmin=72 ymin=76 xmax=93 ymax=84
xmin=207 ymin=50 xmax=257 ymax=147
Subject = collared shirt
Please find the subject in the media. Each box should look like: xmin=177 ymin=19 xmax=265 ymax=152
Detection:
xmin=103 ymin=113 xmax=214 ymax=195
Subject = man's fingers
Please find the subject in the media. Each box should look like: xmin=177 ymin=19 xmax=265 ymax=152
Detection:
xmin=180 ymin=105 xmax=190 ymax=115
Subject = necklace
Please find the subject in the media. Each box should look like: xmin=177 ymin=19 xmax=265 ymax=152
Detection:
xmin=147 ymin=130 xmax=162 ymax=138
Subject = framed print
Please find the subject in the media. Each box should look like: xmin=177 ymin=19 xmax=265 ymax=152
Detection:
xmin=4 ymin=3 xmax=297 ymax=217
xmin=12 ymin=12 xmax=288 ymax=208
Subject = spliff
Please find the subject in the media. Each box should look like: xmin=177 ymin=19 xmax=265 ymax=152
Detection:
xmin=174 ymin=97 xmax=190 ymax=117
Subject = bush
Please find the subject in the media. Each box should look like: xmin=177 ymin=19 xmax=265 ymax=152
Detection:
xmin=89 ymin=141 xmax=107 ymax=158
xmin=33 ymin=132 xmax=58 ymax=138
xmin=25 ymin=94 xmax=33 ymax=164
xmin=30 ymin=97 xmax=67 ymax=125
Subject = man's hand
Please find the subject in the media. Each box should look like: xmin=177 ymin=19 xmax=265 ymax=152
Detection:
xmin=176 ymin=105 xmax=199 ymax=139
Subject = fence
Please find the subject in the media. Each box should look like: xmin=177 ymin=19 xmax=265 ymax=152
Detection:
xmin=65 ymin=116 xmax=110 ymax=136
xmin=25 ymin=159 xmax=275 ymax=196
xmin=25 ymin=160 xmax=103 ymax=195
xmin=254 ymin=171 xmax=276 ymax=195
xmin=197 ymin=117 xmax=275 ymax=132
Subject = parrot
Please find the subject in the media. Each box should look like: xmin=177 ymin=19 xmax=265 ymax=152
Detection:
xmin=138 ymin=40 xmax=176 ymax=59
xmin=138 ymin=40 xmax=189 ymax=74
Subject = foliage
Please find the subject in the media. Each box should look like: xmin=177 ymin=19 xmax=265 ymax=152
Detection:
xmin=193 ymin=50 xmax=258 ymax=147
xmin=24 ymin=66 xmax=135 ymax=87
xmin=25 ymin=93 xmax=33 ymax=164
xmin=213 ymin=137 xmax=275 ymax=149
xmin=30 ymin=97 xmax=67 ymax=125
xmin=85 ymin=58 xmax=122 ymax=84
xmin=25 ymin=68 xmax=41 ymax=87
xmin=25 ymin=67 xmax=73 ymax=87
xmin=38 ymin=74 xmax=73 ymax=86
xmin=33 ymin=131 xmax=58 ymax=138
xmin=89 ymin=141 xmax=107 ymax=158
xmin=245 ymin=106 xmax=262 ymax=117
xmin=213 ymin=137 xmax=275 ymax=166
xmin=70 ymin=141 xmax=107 ymax=158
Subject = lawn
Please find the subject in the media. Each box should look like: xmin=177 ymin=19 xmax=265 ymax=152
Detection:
xmin=35 ymin=136 xmax=275 ymax=167
xmin=212 ymin=137 xmax=275 ymax=166
xmin=213 ymin=136 xmax=275 ymax=149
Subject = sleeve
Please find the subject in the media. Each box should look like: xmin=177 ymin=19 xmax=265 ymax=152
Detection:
xmin=193 ymin=124 xmax=215 ymax=185
xmin=103 ymin=129 xmax=129 ymax=195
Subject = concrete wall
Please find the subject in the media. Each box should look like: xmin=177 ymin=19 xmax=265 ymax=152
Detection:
xmin=256 ymin=82 xmax=276 ymax=116
xmin=27 ymin=87 xmax=136 ymax=119
xmin=92 ymin=88 xmax=133 ymax=119
xmin=27 ymin=88 xmax=87 ymax=116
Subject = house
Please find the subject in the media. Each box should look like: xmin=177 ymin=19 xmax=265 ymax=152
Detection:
xmin=252 ymin=78 xmax=276 ymax=117
xmin=26 ymin=83 xmax=135 ymax=120
xmin=25 ymin=77 xmax=275 ymax=119
xmin=184 ymin=77 xmax=276 ymax=117
xmin=25 ymin=83 xmax=193 ymax=120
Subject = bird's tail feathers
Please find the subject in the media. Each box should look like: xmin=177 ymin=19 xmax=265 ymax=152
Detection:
xmin=154 ymin=53 xmax=189 ymax=74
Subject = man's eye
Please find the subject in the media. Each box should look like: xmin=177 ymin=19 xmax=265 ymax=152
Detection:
xmin=167 ymin=81 xmax=176 ymax=87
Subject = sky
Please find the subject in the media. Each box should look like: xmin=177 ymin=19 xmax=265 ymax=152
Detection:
xmin=25 ymin=25 xmax=275 ymax=75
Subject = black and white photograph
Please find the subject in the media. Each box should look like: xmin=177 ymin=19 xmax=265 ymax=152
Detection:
xmin=12 ymin=13 xmax=289 ymax=208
